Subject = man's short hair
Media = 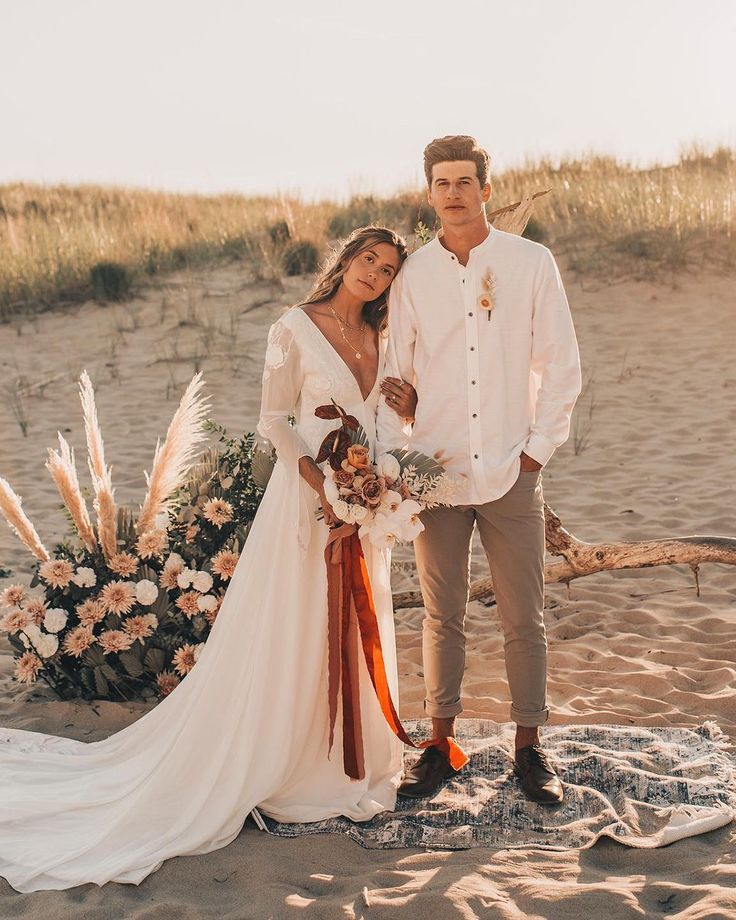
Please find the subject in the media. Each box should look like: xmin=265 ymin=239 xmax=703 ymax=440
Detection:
xmin=423 ymin=135 xmax=491 ymax=188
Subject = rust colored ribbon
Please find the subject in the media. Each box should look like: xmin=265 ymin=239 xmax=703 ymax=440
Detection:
xmin=325 ymin=523 xmax=469 ymax=780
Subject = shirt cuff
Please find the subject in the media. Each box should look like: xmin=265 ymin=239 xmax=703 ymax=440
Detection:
xmin=523 ymin=431 xmax=557 ymax=467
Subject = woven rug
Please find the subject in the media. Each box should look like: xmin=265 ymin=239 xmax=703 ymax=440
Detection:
xmin=254 ymin=719 xmax=736 ymax=850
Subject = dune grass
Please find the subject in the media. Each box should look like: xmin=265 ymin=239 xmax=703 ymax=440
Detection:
xmin=1 ymin=146 xmax=733 ymax=319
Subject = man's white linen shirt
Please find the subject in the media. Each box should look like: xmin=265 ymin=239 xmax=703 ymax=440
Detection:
xmin=376 ymin=226 xmax=582 ymax=506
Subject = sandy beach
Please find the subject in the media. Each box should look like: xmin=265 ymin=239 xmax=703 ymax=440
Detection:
xmin=0 ymin=261 xmax=734 ymax=918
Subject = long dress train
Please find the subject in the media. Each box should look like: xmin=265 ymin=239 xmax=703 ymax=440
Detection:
xmin=0 ymin=308 xmax=403 ymax=892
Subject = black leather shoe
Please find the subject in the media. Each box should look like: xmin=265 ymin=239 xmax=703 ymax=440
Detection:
xmin=514 ymin=744 xmax=564 ymax=804
xmin=398 ymin=745 xmax=460 ymax=799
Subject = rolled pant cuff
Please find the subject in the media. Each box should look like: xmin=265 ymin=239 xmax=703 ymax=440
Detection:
xmin=424 ymin=699 xmax=463 ymax=719
xmin=511 ymin=705 xmax=550 ymax=727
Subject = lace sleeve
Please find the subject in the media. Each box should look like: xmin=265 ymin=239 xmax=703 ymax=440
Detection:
xmin=257 ymin=317 xmax=313 ymax=469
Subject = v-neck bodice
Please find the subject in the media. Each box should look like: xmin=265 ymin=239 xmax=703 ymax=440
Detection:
xmin=293 ymin=308 xmax=381 ymax=403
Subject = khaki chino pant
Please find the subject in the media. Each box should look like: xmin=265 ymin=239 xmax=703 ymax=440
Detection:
xmin=413 ymin=468 xmax=549 ymax=728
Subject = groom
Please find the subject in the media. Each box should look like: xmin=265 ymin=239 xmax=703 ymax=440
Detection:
xmin=377 ymin=135 xmax=581 ymax=804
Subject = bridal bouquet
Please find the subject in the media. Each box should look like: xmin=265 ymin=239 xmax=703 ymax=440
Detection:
xmin=315 ymin=401 xmax=457 ymax=548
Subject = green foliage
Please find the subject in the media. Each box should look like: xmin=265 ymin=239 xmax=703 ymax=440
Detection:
xmin=282 ymin=240 xmax=320 ymax=276
xmin=90 ymin=261 xmax=132 ymax=301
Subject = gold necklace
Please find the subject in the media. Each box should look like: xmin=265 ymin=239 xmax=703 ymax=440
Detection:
xmin=328 ymin=302 xmax=367 ymax=359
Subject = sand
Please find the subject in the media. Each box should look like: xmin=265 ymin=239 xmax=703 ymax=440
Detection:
xmin=0 ymin=261 xmax=734 ymax=918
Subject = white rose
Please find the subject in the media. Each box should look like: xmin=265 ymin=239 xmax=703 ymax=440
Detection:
xmin=323 ymin=476 xmax=340 ymax=506
xmin=164 ymin=553 xmax=184 ymax=570
xmin=350 ymin=504 xmax=370 ymax=524
xmin=192 ymin=571 xmax=213 ymax=593
xmin=332 ymin=500 xmax=350 ymax=522
xmin=71 ymin=566 xmax=97 ymax=588
xmin=23 ymin=623 xmax=42 ymax=644
xmin=43 ymin=608 xmax=68 ymax=633
xmin=376 ymin=453 xmax=401 ymax=481
xmin=135 ymin=579 xmax=159 ymax=606
xmin=36 ymin=634 xmax=59 ymax=658
xmin=197 ymin=594 xmax=217 ymax=612
xmin=176 ymin=569 xmax=196 ymax=589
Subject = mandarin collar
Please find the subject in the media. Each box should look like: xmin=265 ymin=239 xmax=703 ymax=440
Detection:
xmin=434 ymin=224 xmax=496 ymax=262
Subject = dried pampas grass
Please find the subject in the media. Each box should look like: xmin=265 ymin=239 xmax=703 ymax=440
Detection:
xmin=45 ymin=434 xmax=97 ymax=553
xmin=137 ymin=373 xmax=210 ymax=534
xmin=79 ymin=370 xmax=118 ymax=559
xmin=0 ymin=477 xmax=50 ymax=561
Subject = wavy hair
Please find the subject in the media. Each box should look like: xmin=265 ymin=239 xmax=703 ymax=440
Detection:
xmin=297 ymin=226 xmax=408 ymax=333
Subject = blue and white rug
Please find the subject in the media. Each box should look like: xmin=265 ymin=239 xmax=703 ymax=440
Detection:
xmin=253 ymin=719 xmax=736 ymax=850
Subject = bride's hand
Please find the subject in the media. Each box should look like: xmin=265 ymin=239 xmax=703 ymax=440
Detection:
xmin=380 ymin=376 xmax=417 ymax=420
xmin=317 ymin=485 xmax=340 ymax=528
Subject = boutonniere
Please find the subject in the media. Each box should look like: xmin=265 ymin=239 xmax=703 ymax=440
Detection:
xmin=479 ymin=268 xmax=496 ymax=322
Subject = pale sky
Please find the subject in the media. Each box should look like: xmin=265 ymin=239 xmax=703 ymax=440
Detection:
xmin=1 ymin=0 xmax=734 ymax=199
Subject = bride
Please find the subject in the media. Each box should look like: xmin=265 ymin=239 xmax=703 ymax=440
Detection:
xmin=0 ymin=226 xmax=419 ymax=892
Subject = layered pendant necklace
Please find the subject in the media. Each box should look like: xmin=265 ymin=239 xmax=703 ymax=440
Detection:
xmin=328 ymin=301 xmax=367 ymax=359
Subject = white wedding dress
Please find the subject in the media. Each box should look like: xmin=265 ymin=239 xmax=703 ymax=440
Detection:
xmin=0 ymin=308 xmax=403 ymax=892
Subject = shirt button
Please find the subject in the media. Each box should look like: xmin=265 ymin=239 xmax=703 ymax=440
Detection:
xmin=468 ymin=312 xmax=473 ymax=317
xmin=470 ymin=346 xmax=475 ymax=351
xmin=472 ymin=413 xmax=478 ymax=418
xmin=474 ymin=454 xmax=479 ymax=459
xmin=471 ymin=380 xmax=476 ymax=385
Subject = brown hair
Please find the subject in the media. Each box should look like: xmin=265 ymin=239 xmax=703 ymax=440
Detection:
xmin=298 ymin=226 xmax=408 ymax=333
xmin=423 ymin=135 xmax=491 ymax=188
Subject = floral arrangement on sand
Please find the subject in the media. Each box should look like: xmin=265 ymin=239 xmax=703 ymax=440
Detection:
xmin=0 ymin=373 xmax=270 ymax=701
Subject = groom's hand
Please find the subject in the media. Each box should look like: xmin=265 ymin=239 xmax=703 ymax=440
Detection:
xmin=519 ymin=451 xmax=543 ymax=472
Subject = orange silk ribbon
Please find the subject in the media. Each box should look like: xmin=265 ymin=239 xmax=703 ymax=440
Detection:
xmin=325 ymin=523 xmax=469 ymax=781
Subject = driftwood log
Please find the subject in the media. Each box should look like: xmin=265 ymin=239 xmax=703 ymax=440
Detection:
xmin=392 ymin=502 xmax=736 ymax=609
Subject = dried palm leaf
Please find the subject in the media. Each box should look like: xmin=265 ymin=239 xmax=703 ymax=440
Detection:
xmin=0 ymin=477 xmax=50 ymax=561
xmin=45 ymin=434 xmax=97 ymax=553
xmin=489 ymin=189 xmax=551 ymax=236
xmin=137 ymin=373 xmax=210 ymax=534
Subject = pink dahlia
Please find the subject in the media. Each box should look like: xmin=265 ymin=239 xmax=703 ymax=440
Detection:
xmin=99 ymin=580 xmax=137 ymax=615
xmin=63 ymin=626 xmax=96 ymax=658
xmin=172 ymin=643 xmax=198 ymax=676
xmin=108 ymin=552 xmax=139 ymax=577
xmin=175 ymin=591 xmax=201 ymax=619
xmin=156 ymin=669 xmax=180 ymax=697
xmin=136 ymin=529 xmax=168 ymax=560
xmin=76 ymin=598 xmax=106 ymax=627
xmin=211 ymin=550 xmax=239 ymax=581
xmin=15 ymin=651 xmax=43 ymax=684
xmin=1 ymin=584 xmax=26 ymax=608
xmin=39 ymin=559 xmax=74 ymax=589
xmin=0 ymin=609 xmax=31 ymax=634
xmin=98 ymin=629 xmax=134 ymax=654
xmin=123 ymin=613 xmax=158 ymax=641
xmin=202 ymin=498 xmax=234 ymax=528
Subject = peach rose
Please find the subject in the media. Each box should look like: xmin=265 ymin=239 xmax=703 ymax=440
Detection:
xmin=346 ymin=445 xmax=370 ymax=470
